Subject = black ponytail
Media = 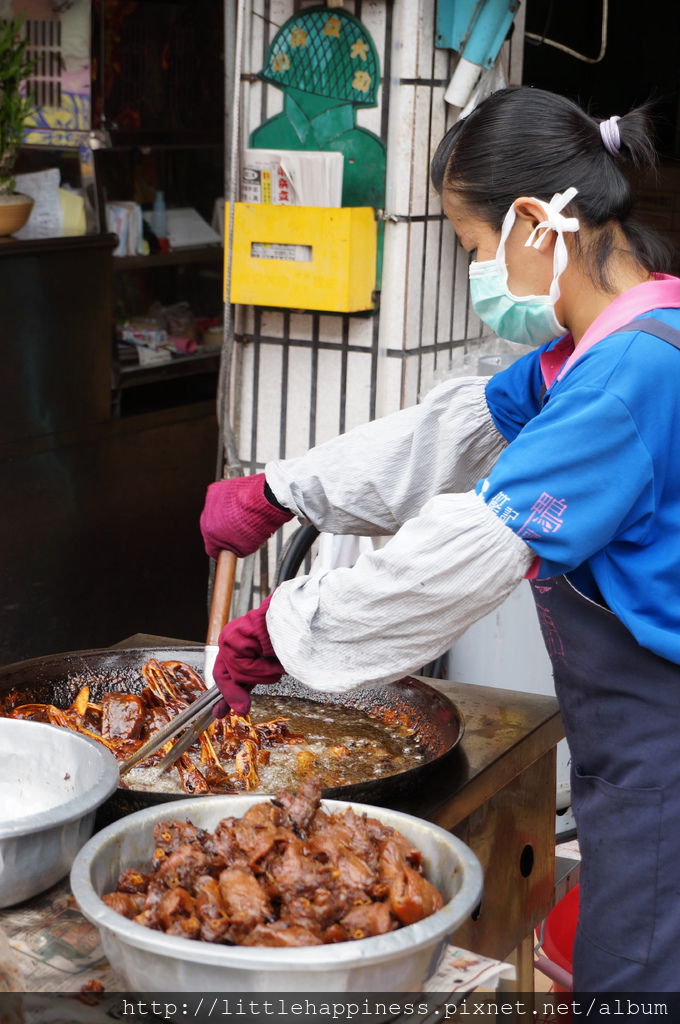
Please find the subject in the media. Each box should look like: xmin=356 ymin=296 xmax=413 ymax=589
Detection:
xmin=615 ymin=105 xmax=658 ymax=171
xmin=431 ymin=87 xmax=673 ymax=289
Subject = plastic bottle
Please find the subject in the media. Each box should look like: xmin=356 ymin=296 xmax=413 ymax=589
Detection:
xmin=151 ymin=190 xmax=167 ymax=239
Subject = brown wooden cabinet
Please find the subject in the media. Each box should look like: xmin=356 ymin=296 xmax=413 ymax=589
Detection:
xmin=0 ymin=0 xmax=226 ymax=664
xmin=0 ymin=233 xmax=218 ymax=665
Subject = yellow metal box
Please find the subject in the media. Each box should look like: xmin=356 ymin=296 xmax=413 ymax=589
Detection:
xmin=225 ymin=203 xmax=377 ymax=313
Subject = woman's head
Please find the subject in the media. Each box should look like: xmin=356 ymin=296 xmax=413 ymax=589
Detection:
xmin=431 ymin=86 xmax=671 ymax=289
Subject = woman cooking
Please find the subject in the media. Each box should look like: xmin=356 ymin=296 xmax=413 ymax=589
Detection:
xmin=200 ymin=87 xmax=680 ymax=991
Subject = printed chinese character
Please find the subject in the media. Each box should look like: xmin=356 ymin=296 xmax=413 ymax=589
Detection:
xmin=488 ymin=491 xmax=511 ymax=514
xmin=352 ymin=70 xmax=372 ymax=93
xmin=530 ymin=492 xmax=567 ymax=533
xmin=290 ymin=27 xmax=307 ymax=47
xmin=271 ymin=52 xmax=291 ymax=73
xmin=350 ymin=39 xmax=369 ymax=61
xmin=324 ymin=16 xmax=342 ymax=37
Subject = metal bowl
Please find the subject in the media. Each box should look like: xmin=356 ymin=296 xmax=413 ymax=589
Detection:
xmin=0 ymin=719 xmax=119 ymax=908
xmin=71 ymin=795 xmax=483 ymax=993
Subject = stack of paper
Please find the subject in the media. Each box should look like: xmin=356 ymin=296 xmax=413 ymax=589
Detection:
xmin=241 ymin=149 xmax=344 ymax=207
xmin=14 ymin=168 xmax=62 ymax=239
xmin=143 ymin=207 xmax=220 ymax=249
xmin=13 ymin=169 xmax=87 ymax=239
xmin=106 ymin=201 xmax=146 ymax=256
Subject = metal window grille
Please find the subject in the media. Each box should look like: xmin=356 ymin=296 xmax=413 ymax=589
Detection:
xmin=24 ymin=18 xmax=62 ymax=110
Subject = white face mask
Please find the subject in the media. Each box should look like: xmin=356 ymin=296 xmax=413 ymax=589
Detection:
xmin=468 ymin=187 xmax=580 ymax=347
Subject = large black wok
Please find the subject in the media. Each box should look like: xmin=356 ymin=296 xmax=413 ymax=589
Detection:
xmin=0 ymin=645 xmax=464 ymax=823
xmin=2 ymin=526 xmax=464 ymax=821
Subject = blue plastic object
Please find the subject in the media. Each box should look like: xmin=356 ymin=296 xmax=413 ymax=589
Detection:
xmin=435 ymin=0 xmax=519 ymax=68
xmin=152 ymin=190 xmax=167 ymax=239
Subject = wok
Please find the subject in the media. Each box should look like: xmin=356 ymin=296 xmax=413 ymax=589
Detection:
xmin=0 ymin=645 xmax=463 ymax=823
xmin=1 ymin=527 xmax=464 ymax=819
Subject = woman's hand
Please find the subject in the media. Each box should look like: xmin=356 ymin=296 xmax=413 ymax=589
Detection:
xmin=211 ymin=594 xmax=284 ymax=717
xmin=200 ymin=474 xmax=292 ymax=559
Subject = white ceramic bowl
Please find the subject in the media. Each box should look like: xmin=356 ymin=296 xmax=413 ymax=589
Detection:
xmin=0 ymin=718 xmax=119 ymax=907
xmin=71 ymin=794 xmax=483 ymax=992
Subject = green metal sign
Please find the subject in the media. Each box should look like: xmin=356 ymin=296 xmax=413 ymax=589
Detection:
xmin=251 ymin=6 xmax=386 ymax=212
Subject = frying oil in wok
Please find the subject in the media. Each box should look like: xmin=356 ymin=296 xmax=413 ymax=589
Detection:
xmin=123 ymin=695 xmax=426 ymax=795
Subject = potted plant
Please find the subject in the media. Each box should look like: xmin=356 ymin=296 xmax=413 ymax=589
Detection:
xmin=0 ymin=16 xmax=36 ymax=236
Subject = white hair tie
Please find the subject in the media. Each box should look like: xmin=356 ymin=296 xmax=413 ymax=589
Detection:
xmin=600 ymin=116 xmax=621 ymax=156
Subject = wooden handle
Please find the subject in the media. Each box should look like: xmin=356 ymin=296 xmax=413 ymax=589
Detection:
xmin=206 ymin=549 xmax=237 ymax=645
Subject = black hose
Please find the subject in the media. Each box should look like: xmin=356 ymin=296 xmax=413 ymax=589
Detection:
xmin=275 ymin=524 xmax=320 ymax=585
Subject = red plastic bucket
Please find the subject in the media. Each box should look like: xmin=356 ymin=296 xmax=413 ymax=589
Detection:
xmin=544 ymin=883 xmax=579 ymax=972
xmin=536 ymin=883 xmax=579 ymax=992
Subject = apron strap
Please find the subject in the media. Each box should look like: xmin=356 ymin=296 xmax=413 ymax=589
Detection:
xmin=618 ymin=316 xmax=680 ymax=350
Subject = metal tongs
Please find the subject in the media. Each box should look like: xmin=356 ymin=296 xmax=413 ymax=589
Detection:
xmin=119 ymin=549 xmax=238 ymax=778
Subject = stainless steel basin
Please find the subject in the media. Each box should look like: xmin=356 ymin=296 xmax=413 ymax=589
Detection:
xmin=0 ymin=718 xmax=118 ymax=907
xmin=71 ymin=794 xmax=483 ymax=992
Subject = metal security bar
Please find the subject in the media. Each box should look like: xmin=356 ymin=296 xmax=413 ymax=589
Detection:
xmin=24 ymin=18 xmax=62 ymax=110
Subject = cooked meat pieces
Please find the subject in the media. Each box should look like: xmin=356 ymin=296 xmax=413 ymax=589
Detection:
xmin=241 ymin=801 xmax=283 ymax=829
xmin=0 ymin=660 xmax=320 ymax=798
xmin=273 ymin=777 xmax=322 ymax=834
xmin=104 ymin=781 xmax=446 ymax=946
xmin=331 ymin=807 xmax=380 ymax=870
xmin=218 ymin=866 xmax=272 ymax=929
xmin=155 ymin=844 xmax=211 ymax=890
xmin=210 ymin=818 xmax=248 ymax=868
xmin=267 ymin=837 xmax=333 ymax=900
xmin=195 ymin=875 xmax=232 ymax=943
xmin=254 ymin=718 xmax=305 ymax=746
xmin=134 ymin=880 xmax=166 ymax=930
xmin=388 ymin=865 xmax=445 ymax=925
xmin=102 ymin=892 xmax=145 ymax=918
xmin=211 ymin=803 xmax=288 ymax=872
xmin=158 ymin=887 xmax=201 ymax=938
xmin=281 ymin=889 xmax=351 ymax=930
xmin=116 ymin=868 xmax=150 ymax=894
xmin=232 ymin=816 xmax=287 ymax=870
xmin=202 ymin=764 xmax=239 ymax=793
xmin=101 ymin=693 xmax=145 ymax=741
xmin=335 ymin=847 xmax=376 ymax=893
xmin=153 ymin=819 xmax=208 ymax=854
xmin=340 ymin=900 xmax=395 ymax=939
xmin=175 ymin=757 xmax=210 ymax=795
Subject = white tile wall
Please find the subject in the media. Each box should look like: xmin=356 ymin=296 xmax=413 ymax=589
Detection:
xmin=345 ymin=349 xmax=374 ymax=430
xmin=283 ymin=343 xmax=314 ymax=454
xmin=314 ymin=347 xmax=344 ymax=442
xmin=254 ymin=343 xmax=284 ymax=465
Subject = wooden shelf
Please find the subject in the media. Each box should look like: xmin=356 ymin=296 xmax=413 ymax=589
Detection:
xmin=101 ymin=141 xmax=222 ymax=152
xmin=117 ymin=348 xmax=220 ymax=388
xmin=113 ymin=245 xmax=222 ymax=270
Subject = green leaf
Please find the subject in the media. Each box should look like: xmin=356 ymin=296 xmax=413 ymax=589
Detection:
xmin=0 ymin=15 xmax=38 ymax=182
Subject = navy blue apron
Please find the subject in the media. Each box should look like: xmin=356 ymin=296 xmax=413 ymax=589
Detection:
xmin=531 ymin=317 xmax=680 ymax=992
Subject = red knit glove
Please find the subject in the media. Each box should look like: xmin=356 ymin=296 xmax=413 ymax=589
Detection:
xmin=211 ymin=594 xmax=284 ymax=718
xmin=200 ymin=474 xmax=292 ymax=559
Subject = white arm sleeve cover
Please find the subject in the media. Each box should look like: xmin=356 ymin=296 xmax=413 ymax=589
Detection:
xmin=266 ymin=490 xmax=534 ymax=692
xmin=265 ymin=377 xmax=506 ymax=535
